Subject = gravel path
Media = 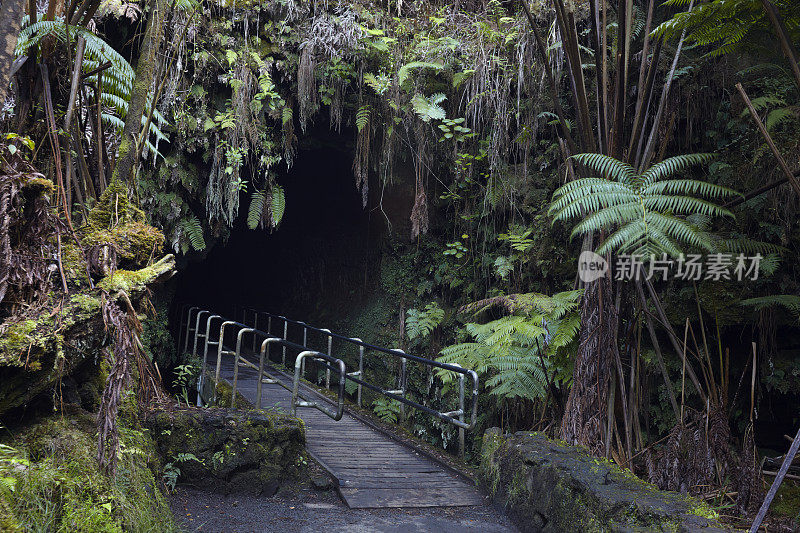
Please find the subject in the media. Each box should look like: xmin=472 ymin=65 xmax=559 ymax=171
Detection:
xmin=169 ymin=484 xmax=518 ymax=532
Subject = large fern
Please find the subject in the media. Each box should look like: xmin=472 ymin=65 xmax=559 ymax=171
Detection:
xmin=549 ymin=153 xmax=739 ymax=257
xmin=180 ymin=215 xmax=205 ymax=252
xmin=651 ymin=0 xmax=798 ymax=59
xmin=741 ymin=295 xmax=800 ymax=322
xmin=411 ymin=93 xmax=446 ymax=122
xmin=438 ymin=291 xmax=580 ymax=404
xmin=247 ymin=190 xmax=266 ymax=230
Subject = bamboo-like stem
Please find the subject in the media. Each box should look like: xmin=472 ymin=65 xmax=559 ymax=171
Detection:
xmin=736 ymin=82 xmax=800 ymax=197
xmin=63 ymin=36 xmax=86 ymax=209
xmin=680 ymin=318 xmax=688 ymax=424
xmin=636 ymin=281 xmax=680 ymax=419
xmin=644 ymin=276 xmax=706 ymax=403
xmin=517 ymin=0 xmax=579 ymax=154
xmin=758 ymin=0 xmax=800 ymax=92
xmin=639 ymin=1 xmax=694 ymax=171
xmin=628 ymin=38 xmax=663 ymax=162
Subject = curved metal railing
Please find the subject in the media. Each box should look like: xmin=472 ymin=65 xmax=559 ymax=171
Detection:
xmin=178 ymin=304 xmax=479 ymax=442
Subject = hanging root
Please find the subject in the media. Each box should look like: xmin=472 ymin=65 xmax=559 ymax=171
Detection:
xmin=97 ymin=290 xmax=166 ymax=474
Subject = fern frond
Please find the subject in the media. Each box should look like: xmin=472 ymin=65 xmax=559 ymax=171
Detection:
xmin=269 ymin=184 xmax=285 ymax=227
xmin=180 ymin=215 xmax=205 ymax=251
xmin=247 ymin=190 xmax=266 ymax=230
xmin=571 ymin=153 xmax=637 ymax=183
xmin=741 ymin=295 xmax=800 ymax=320
xmin=356 ymin=104 xmax=371 ymax=132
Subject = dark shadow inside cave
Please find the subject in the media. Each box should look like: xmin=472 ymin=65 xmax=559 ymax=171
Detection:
xmin=171 ymin=130 xmax=385 ymax=329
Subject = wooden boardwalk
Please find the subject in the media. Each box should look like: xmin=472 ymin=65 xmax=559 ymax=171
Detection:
xmin=214 ymin=355 xmax=486 ymax=509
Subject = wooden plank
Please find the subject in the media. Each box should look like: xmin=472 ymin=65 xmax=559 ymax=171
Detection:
xmin=214 ymin=351 xmax=487 ymax=509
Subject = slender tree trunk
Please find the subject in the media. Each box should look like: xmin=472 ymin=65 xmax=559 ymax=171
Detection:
xmin=0 ymin=0 xmax=26 ymax=104
xmin=109 ymin=0 xmax=167 ymax=186
xmin=561 ymin=272 xmax=618 ymax=454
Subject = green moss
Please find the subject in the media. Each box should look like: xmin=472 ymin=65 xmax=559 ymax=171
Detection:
xmin=0 ymin=408 xmax=177 ymax=532
xmin=0 ymin=320 xmax=38 ymax=367
xmin=88 ymin=179 xmax=146 ymax=229
xmin=83 ymin=221 xmax=164 ymax=268
xmin=22 ymin=177 xmax=56 ymax=196
xmin=60 ymin=243 xmax=90 ymax=285
xmin=70 ymin=294 xmax=101 ymax=315
xmin=98 ymin=254 xmax=176 ymax=293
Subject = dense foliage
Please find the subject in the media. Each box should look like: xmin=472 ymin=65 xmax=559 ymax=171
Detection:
xmin=1 ymin=0 xmax=800 ymax=527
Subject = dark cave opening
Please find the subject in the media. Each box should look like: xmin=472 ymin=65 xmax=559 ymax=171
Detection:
xmin=171 ymin=132 xmax=386 ymax=329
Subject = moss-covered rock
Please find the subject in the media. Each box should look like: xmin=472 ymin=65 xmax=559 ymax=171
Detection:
xmin=0 ymin=406 xmax=177 ymax=532
xmin=83 ymin=221 xmax=165 ymax=268
xmin=146 ymin=406 xmax=305 ymax=495
xmin=480 ymin=429 xmax=734 ymax=533
xmin=88 ymin=179 xmax=146 ymax=229
xmin=98 ymin=254 xmax=176 ymax=293
xmin=0 ymin=256 xmax=174 ymax=417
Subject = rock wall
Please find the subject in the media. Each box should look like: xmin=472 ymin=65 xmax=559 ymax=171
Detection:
xmin=147 ymin=407 xmax=305 ymax=495
xmin=480 ymin=429 xmax=732 ymax=533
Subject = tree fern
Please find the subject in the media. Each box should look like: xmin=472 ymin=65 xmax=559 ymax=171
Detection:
xmin=15 ymin=16 xmax=168 ymax=158
xmin=652 ymin=0 xmax=754 ymax=58
xmin=269 ymin=184 xmax=285 ymax=227
xmin=550 ymin=153 xmax=739 ymax=257
xmin=741 ymin=295 xmax=800 ymax=322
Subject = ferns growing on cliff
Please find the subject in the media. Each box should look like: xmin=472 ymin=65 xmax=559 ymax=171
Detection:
xmin=406 ymin=302 xmax=445 ymax=341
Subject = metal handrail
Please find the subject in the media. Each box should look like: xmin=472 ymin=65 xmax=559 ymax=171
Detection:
xmin=240 ymin=306 xmax=478 ymax=431
xmin=181 ymin=305 xmax=478 ymax=434
xmin=186 ymin=312 xmax=348 ymax=421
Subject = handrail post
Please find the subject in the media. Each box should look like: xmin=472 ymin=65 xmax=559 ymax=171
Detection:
xmin=300 ymin=322 xmax=308 ymax=376
xmin=357 ymin=344 xmax=364 ymax=407
xmin=458 ymin=372 xmax=466 ymax=458
xmin=257 ymin=338 xmax=280 ymax=409
xmin=252 ymin=312 xmax=259 ymax=353
xmin=197 ymin=314 xmax=221 ymax=406
xmin=192 ymin=310 xmax=210 ymax=357
xmin=392 ymin=348 xmax=407 ymax=423
xmin=231 ymin=327 xmax=255 ymax=406
xmin=183 ymin=306 xmax=199 ymax=355
xmin=282 ymin=318 xmax=288 ymax=366
xmin=320 ymin=329 xmax=332 ymax=389
xmin=215 ymin=321 xmax=238 ymax=387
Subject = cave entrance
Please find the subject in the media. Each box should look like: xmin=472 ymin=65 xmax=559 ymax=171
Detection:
xmin=173 ymin=132 xmax=384 ymax=328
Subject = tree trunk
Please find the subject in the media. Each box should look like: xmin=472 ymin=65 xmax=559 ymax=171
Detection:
xmin=0 ymin=0 xmax=26 ymax=104
xmin=561 ymin=273 xmax=618 ymax=455
xmin=109 ymin=0 xmax=167 ymax=186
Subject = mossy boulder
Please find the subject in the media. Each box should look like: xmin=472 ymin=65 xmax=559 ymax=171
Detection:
xmin=146 ymin=406 xmax=306 ymax=495
xmin=0 ymin=406 xmax=176 ymax=532
xmin=480 ymin=429 xmax=734 ymax=533
xmin=0 ymin=256 xmax=175 ymax=417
